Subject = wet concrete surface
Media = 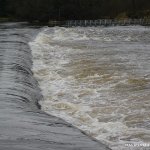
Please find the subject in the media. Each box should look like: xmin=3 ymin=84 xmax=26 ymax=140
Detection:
xmin=0 ymin=23 xmax=111 ymax=150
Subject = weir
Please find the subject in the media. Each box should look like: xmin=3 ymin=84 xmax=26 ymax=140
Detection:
xmin=0 ymin=23 xmax=111 ymax=150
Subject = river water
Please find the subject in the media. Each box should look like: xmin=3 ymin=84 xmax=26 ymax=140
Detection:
xmin=0 ymin=23 xmax=109 ymax=150
xmin=30 ymin=26 xmax=150 ymax=150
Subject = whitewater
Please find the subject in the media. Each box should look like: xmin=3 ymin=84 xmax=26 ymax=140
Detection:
xmin=30 ymin=26 xmax=150 ymax=150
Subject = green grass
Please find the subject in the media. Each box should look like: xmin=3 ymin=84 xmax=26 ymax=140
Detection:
xmin=0 ymin=17 xmax=19 ymax=23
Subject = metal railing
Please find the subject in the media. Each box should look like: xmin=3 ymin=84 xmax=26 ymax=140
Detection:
xmin=48 ymin=19 xmax=150 ymax=27
xmin=65 ymin=19 xmax=150 ymax=27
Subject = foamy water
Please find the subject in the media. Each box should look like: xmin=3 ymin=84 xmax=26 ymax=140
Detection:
xmin=30 ymin=26 xmax=150 ymax=150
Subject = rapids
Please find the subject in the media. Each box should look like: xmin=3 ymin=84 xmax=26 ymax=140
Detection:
xmin=0 ymin=23 xmax=109 ymax=150
xmin=30 ymin=26 xmax=150 ymax=150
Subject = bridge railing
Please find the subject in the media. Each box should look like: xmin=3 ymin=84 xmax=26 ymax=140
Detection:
xmin=65 ymin=19 xmax=150 ymax=27
xmin=48 ymin=19 xmax=150 ymax=27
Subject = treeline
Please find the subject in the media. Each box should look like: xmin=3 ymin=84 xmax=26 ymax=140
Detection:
xmin=0 ymin=0 xmax=150 ymax=22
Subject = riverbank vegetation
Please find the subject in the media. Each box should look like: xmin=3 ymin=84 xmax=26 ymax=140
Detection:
xmin=0 ymin=0 xmax=150 ymax=23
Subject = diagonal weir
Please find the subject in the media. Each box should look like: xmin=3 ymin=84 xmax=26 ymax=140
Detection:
xmin=0 ymin=23 xmax=110 ymax=150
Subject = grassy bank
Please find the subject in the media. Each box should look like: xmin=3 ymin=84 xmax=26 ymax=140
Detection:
xmin=0 ymin=17 xmax=19 ymax=23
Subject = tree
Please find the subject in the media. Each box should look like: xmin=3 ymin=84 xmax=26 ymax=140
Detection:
xmin=1 ymin=0 xmax=150 ymax=22
xmin=0 ymin=0 xmax=7 ymax=17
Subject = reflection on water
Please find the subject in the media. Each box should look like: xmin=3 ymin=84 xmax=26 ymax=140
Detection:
xmin=30 ymin=26 xmax=150 ymax=150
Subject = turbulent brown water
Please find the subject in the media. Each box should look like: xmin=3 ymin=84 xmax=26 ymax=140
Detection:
xmin=0 ymin=23 xmax=109 ymax=150
xmin=30 ymin=26 xmax=150 ymax=150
